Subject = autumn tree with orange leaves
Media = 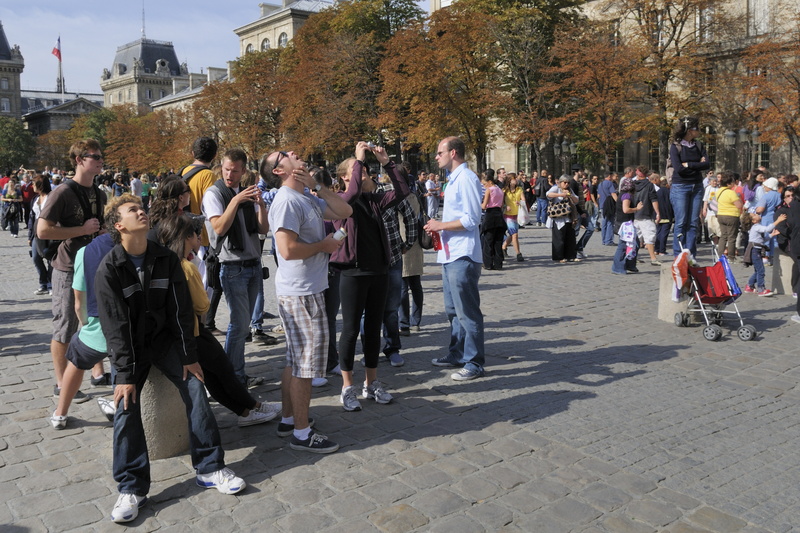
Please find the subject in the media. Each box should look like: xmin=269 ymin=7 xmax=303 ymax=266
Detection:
xmin=743 ymin=8 xmax=800 ymax=160
xmin=379 ymin=3 xmax=503 ymax=171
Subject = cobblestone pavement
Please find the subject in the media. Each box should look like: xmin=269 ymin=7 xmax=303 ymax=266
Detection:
xmin=1 ymin=222 xmax=799 ymax=532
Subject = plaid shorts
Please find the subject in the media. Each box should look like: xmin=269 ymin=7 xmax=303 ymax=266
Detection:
xmin=278 ymin=293 xmax=329 ymax=379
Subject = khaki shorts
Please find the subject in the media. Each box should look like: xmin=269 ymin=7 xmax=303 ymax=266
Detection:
xmin=705 ymin=214 xmax=721 ymax=237
xmin=278 ymin=293 xmax=328 ymax=379
xmin=51 ymin=269 xmax=79 ymax=343
xmin=633 ymin=219 xmax=657 ymax=245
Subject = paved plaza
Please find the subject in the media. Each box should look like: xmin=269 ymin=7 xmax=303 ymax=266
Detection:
xmin=1 ymin=223 xmax=799 ymax=532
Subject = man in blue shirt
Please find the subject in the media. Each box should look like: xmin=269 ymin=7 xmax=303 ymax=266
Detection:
xmin=424 ymin=136 xmax=485 ymax=381
xmin=598 ymin=173 xmax=618 ymax=245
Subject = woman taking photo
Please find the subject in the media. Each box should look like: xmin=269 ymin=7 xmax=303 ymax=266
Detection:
xmin=330 ymin=142 xmax=409 ymax=412
xmin=546 ymin=176 xmax=579 ymax=263
xmin=501 ymin=174 xmax=524 ymax=262
xmin=669 ymin=116 xmax=710 ymax=256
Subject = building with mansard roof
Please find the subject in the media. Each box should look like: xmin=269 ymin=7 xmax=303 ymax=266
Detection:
xmin=0 ymin=20 xmax=24 ymax=120
xmin=234 ymin=0 xmax=335 ymax=55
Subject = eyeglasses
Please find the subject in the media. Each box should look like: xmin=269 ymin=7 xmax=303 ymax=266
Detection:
xmin=273 ymin=151 xmax=288 ymax=170
xmin=82 ymin=153 xmax=103 ymax=161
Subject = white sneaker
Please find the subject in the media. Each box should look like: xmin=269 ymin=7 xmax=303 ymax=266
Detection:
xmin=49 ymin=411 xmax=67 ymax=430
xmin=111 ymin=493 xmax=147 ymax=523
xmin=329 ymin=364 xmax=342 ymax=375
xmin=340 ymin=385 xmax=362 ymax=411
xmin=362 ymin=380 xmax=393 ymax=404
xmin=311 ymin=377 xmax=328 ymax=387
xmin=256 ymin=402 xmax=282 ymax=420
xmin=97 ymin=397 xmax=116 ymax=422
xmin=238 ymin=409 xmax=273 ymax=427
xmin=791 ymin=314 xmax=800 ymax=324
xmin=196 ymin=467 xmax=246 ymax=495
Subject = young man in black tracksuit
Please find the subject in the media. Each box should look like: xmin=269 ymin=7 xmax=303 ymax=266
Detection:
xmin=95 ymin=194 xmax=245 ymax=523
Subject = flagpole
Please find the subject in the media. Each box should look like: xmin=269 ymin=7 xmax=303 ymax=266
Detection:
xmin=59 ymin=36 xmax=64 ymax=104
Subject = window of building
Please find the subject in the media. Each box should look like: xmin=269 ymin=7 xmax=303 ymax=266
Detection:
xmin=128 ymin=88 xmax=132 ymax=99
xmin=697 ymin=7 xmax=714 ymax=42
xmin=755 ymin=142 xmax=770 ymax=168
xmin=146 ymin=89 xmax=152 ymax=100
xmin=516 ymin=144 xmax=532 ymax=174
xmin=261 ymin=38 xmax=271 ymax=51
xmin=109 ymin=94 xmax=113 ymax=104
xmin=613 ymin=147 xmax=625 ymax=174
xmin=119 ymin=91 xmax=123 ymax=102
xmin=246 ymin=44 xmax=254 ymax=54
xmin=160 ymin=90 xmax=166 ymax=98
xmin=749 ymin=0 xmax=770 ymax=35
xmin=704 ymin=127 xmax=717 ymax=169
xmin=0 ymin=98 xmax=10 ymax=113
xmin=278 ymin=33 xmax=288 ymax=48
xmin=648 ymin=141 xmax=659 ymax=173
xmin=0 ymin=78 xmax=8 ymax=90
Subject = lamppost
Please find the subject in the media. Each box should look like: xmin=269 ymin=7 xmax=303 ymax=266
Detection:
xmin=553 ymin=139 xmax=577 ymax=176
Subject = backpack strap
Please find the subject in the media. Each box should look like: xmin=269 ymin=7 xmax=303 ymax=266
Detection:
xmin=180 ymin=164 xmax=210 ymax=185
xmin=65 ymin=179 xmax=103 ymax=224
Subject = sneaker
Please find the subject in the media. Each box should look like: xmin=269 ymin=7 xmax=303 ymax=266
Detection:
xmin=53 ymin=386 xmax=90 ymax=404
xmin=250 ymin=329 xmax=279 ymax=345
xmin=97 ymin=397 xmax=116 ymax=422
xmin=412 ymin=326 xmax=421 ymax=332
xmin=289 ymin=431 xmax=339 ymax=454
xmin=431 ymin=357 xmax=461 ymax=368
xmin=388 ymin=352 xmax=405 ymax=367
xmin=503 ymin=248 xmax=509 ymax=258
xmin=110 ymin=493 xmax=147 ymax=523
xmin=196 ymin=467 xmax=246 ymax=495
xmin=791 ymin=314 xmax=800 ymax=324
xmin=744 ymin=285 xmax=755 ymax=293
xmin=576 ymin=251 xmax=586 ymax=260
xmin=246 ymin=375 xmax=263 ymax=388
xmin=516 ymin=253 xmax=524 ymax=262
xmin=362 ymin=380 xmax=393 ymax=404
xmin=271 ymin=324 xmax=285 ymax=334
xmin=757 ymin=289 xmax=773 ymax=297
xmin=626 ymin=268 xmax=639 ymax=273
xmin=276 ymin=417 xmax=315 ymax=437
xmin=33 ymin=288 xmax=49 ymax=296
xmin=340 ymin=385 xmax=362 ymax=411
xmin=311 ymin=377 xmax=328 ymax=387
xmin=793 ymin=293 xmax=798 ymax=299
xmin=256 ymin=402 xmax=282 ymax=420
xmin=399 ymin=327 xmax=411 ymax=337
xmin=328 ymin=364 xmax=342 ymax=375
xmin=90 ymin=372 xmax=111 ymax=387
xmin=451 ymin=367 xmax=484 ymax=381
xmin=238 ymin=409 xmax=274 ymax=427
xmin=49 ymin=411 xmax=67 ymax=430
xmin=650 ymin=260 xmax=662 ymax=266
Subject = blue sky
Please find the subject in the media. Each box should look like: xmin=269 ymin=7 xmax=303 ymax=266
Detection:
xmin=1 ymin=1 xmax=430 ymax=95
xmin=0 ymin=2 xmax=256 ymax=93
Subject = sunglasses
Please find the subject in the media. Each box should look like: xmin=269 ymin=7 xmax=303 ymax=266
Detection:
xmin=82 ymin=153 xmax=104 ymax=161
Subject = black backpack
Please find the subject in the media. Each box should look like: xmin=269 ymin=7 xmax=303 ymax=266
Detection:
xmin=178 ymin=164 xmax=210 ymax=184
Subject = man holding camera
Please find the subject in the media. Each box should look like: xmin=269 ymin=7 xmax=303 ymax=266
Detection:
xmin=202 ymin=148 xmax=270 ymax=387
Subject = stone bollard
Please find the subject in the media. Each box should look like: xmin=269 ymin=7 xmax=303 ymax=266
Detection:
xmin=771 ymin=248 xmax=795 ymax=295
xmin=139 ymin=366 xmax=189 ymax=460
xmin=658 ymin=262 xmax=686 ymax=323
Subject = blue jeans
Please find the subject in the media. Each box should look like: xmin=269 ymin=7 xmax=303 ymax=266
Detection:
xmin=748 ymin=246 xmax=766 ymax=290
xmin=601 ymin=209 xmax=616 ymax=245
xmin=399 ymin=275 xmax=423 ymax=328
xmin=250 ymin=267 xmax=265 ymax=332
xmin=536 ymin=198 xmax=549 ymax=224
xmin=671 ymin=182 xmax=704 ymax=256
xmin=612 ymin=239 xmax=637 ymax=274
xmin=220 ymin=263 xmax=261 ymax=384
xmin=442 ymin=258 xmax=484 ymax=373
xmin=576 ymin=211 xmax=596 ymax=252
xmin=382 ymin=261 xmax=403 ymax=357
xmin=112 ymin=349 xmax=225 ymax=496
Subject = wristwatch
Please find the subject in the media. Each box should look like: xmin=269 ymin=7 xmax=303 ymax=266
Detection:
xmin=313 ymin=183 xmax=322 ymax=192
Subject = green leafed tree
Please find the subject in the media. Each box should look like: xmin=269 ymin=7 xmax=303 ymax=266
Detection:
xmin=0 ymin=117 xmax=35 ymax=172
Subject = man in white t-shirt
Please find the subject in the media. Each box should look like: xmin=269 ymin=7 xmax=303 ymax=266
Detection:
xmin=260 ymin=149 xmax=352 ymax=453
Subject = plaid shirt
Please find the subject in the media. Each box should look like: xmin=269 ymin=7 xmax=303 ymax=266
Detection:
xmin=378 ymin=182 xmax=418 ymax=266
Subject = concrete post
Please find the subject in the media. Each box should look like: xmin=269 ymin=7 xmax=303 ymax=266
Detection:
xmin=771 ymin=249 xmax=795 ymax=295
xmin=140 ymin=367 xmax=189 ymax=460
xmin=658 ymin=262 xmax=686 ymax=323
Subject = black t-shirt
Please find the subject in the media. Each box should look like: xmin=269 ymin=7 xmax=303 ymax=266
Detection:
xmin=343 ymin=197 xmax=387 ymax=276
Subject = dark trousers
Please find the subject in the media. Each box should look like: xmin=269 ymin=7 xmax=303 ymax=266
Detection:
xmin=324 ymin=269 xmax=341 ymax=372
xmin=551 ymin=221 xmax=577 ymax=261
xmin=399 ymin=275 xmax=423 ymax=329
xmin=31 ymin=236 xmax=53 ymax=289
xmin=339 ymin=272 xmax=388 ymax=372
xmin=655 ymin=222 xmax=671 ymax=254
xmin=196 ymin=324 xmax=255 ymax=416
xmin=481 ymin=227 xmax=506 ymax=269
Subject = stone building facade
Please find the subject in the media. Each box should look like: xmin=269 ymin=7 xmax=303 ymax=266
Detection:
xmin=0 ymin=20 xmax=24 ymax=120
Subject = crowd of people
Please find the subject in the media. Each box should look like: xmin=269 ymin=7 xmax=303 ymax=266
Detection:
xmin=2 ymin=134 xmax=485 ymax=523
xmin=5 ymin=117 xmax=800 ymax=523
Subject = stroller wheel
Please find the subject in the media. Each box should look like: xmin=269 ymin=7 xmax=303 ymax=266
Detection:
xmin=703 ymin=325 xmax=722 ymax=341
xmin=674 ymin=312 xmax=686 ymax=327
xmin=737 ymin=325 xmax=757 ymax=341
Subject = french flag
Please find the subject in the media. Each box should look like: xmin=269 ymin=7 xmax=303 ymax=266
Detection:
xmin=52 ymin=36 xmax=61 ymax=62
